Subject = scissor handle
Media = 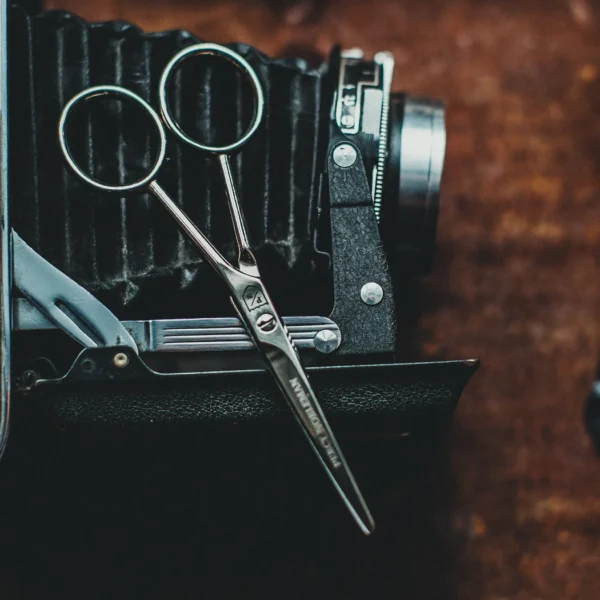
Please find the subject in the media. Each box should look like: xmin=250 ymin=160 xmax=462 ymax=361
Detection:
xmin=58 ymin=85 xmax=167 ymax=193
xmin=158 ymin=43 xmax=265 ymax=155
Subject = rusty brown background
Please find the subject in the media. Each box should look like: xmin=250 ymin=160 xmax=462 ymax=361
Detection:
xmin=37 ymin=0 xmax=600 ymax=597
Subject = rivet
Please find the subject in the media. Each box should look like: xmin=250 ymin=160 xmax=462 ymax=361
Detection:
xmin=332 ymin=143 xmax=357 ymax=167
xmin=113 ymin=352 xmax=129 ymax=368
xmin=360 ymin=282 xmax=384 ymax=306
xmin=313 ymin=329 xmax=341 ymax=354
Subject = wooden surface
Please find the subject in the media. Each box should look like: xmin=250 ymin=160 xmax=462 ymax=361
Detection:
xmin=29 ymin=0 xmax=600 ymax=597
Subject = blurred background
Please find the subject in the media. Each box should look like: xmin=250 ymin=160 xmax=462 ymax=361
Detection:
xmin=4 ymin=0 xmax=600 ymax=597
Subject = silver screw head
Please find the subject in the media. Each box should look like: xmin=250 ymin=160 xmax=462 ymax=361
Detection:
xmin=360 ymin=282 xmax=384 ymax=306
xmin=314 ymin=329 xmax=341 ymax=354
xmin=332 ymin=143 xmax=357 ymax=167
xmin=340 ymin=114 xmax=355 ymax=128
xmin=256 ymin=313 xmax=276 ymax=333
xmin=113 ymin=352 xmax=129 ymax=368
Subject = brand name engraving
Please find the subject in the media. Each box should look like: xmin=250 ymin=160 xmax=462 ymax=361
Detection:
xmin=290 ymin=377 xmax=342 ymax=468
xmin=243 ymin=286 xmax=267 ymax=311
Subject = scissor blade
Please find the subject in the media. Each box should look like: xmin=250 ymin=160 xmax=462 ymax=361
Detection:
xmin=264 ymin=344 xmax=375 ymax=535
xmin=11 ymin=231 xmax=138 ymax=352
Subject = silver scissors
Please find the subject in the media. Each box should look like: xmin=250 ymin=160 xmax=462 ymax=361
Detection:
xmin=58 ymin=43 xmax=374 ymax=535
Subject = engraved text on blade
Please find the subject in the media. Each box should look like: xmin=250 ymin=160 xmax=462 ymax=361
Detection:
xmin=290 ymin=377 xmax=342 ymax=468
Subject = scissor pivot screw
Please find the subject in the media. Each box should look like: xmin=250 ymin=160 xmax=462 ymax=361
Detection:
xmin=113 ymin=352 xmax=130 ymax=368
xmin=332 ymin=143 xmax=357 ymax=168
xmin=256 ymin=313 xmax=276 ymax=333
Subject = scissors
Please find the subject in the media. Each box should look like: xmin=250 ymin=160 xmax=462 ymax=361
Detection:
xmin=58 ymin=43 xmax=374 ymax=535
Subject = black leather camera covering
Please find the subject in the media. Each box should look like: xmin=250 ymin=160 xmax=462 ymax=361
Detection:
xmin=33 ymin=360 xmax=478 ymax=432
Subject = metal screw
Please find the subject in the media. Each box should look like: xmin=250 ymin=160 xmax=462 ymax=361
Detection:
xmin=113 ymin=352 xmax=129 ymax=368
xmin=360 ymin=282 xmax=384 ymax=305
xmin=340 ymin=114 xmax=355 ymax=128
xmin=332 ymin=143 xmax=357 ymax=167
xmin=20 ymin=369 xmax=39 ymax=390
xmin=256 ymin=313 xmax=276 ymax=333
xmin=81 ymin=358 xmax=94 ymax=372
xmin=314 ymin=329 xmax=341 ymax=354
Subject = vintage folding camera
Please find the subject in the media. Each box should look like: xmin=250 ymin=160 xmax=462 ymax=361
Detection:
xmin=0 ymin=6 xmax=478 ymax=468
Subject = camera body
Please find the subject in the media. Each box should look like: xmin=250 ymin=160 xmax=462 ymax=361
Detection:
xmin=1 ymin=7 xmax=476 ymax=440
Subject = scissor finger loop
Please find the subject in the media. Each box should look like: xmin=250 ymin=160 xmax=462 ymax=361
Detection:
xmin=159 ymin=43 xmax=264 ymax=273
xmin=58 ymin=85 xmax=168 ymax=193
xmin=58 ymin=84 xmax=225 ymax=274
xmin=158 ymin=43 xmax=265 ymax=155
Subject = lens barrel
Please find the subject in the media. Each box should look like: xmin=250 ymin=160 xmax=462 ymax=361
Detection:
xmin=381 ymin=94 xmax=446 ymax=275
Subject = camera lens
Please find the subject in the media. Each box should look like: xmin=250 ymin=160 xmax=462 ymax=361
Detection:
xmin=381 ymin=94 xmax=446 ymax=275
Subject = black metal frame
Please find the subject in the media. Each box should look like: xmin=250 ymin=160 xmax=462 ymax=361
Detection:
xmin=0 ymin=0 xmax=11 ymax=457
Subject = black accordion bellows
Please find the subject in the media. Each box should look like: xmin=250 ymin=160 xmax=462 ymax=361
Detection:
xmin=8 ymin=6 xmax=333 ymax=320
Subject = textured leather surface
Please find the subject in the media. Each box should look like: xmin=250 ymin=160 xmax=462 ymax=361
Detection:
xmin=328 ymin=143 xmax=396 ymax=354
xmin=24 ymin=360 xmax=479 ymax=431
xmin=330 ymin=207 xmax=396 ymax=354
